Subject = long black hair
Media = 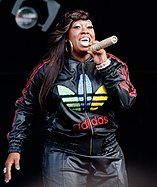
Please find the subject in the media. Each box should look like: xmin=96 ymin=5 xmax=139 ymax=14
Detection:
xmin=39 ymin=9 xmax=90 ymax=109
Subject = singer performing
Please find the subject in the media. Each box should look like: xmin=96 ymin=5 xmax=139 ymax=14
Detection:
xmin=4 ymin=9 xmax=136 ymax=187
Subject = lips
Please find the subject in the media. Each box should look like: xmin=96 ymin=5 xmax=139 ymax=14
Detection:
xmin=79 ymin=37 xmax=90 ymax=47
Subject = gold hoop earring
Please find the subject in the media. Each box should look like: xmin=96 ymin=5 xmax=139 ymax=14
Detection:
xmin=65 ymin=39 xmax=73 ymax=54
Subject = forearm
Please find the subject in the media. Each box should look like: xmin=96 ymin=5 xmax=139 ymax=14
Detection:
xmin=7 ymin=109 xmax=34 ymax=153
xmin=96 ymin=55 xmax=137 ymax=109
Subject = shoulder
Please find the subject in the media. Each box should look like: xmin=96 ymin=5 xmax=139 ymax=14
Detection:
xmin=28 ymin=58 xmax=50 ymax=81
xmin=107 ymin=53 xmax=126 ymax=66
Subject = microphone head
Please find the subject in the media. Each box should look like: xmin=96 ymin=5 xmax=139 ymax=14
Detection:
xmin=111 ymin=35 xmax=118 ymax=44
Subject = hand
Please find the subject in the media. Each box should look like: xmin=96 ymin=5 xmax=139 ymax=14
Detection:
xmin=87 ymin=41 xmax=108 ymax=65
xmin=4 ymin=152 xmax=20 ymax=183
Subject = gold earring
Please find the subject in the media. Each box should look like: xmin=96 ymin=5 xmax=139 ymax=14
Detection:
xmin=65 ymin=39 xmax=73 ymax=54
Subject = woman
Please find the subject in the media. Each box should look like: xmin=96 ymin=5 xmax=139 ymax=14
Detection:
xmin=4 ymin=9 xmax=137 ymax=187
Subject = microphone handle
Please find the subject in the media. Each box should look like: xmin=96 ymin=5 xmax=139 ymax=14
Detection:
xmin=90 ymin=35 xmax=118 ymax=52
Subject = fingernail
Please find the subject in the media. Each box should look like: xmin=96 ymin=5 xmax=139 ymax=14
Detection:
xmin=5 ymin=179 xmax=9 ymax=183
xmin=16 ymin=167 xmax=20 ymax=170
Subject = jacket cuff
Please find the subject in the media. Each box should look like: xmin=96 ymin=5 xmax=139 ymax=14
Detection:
xmin=8 ymin=144 xmax=22 ymax=153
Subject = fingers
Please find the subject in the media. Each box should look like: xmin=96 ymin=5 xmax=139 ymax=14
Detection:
xmin=87 ymin=40 xmax=99 ymax=57
xmin=14 ymin=156 xmax=20 ymax=170
xmin=87 ymin=41 xmax=107 ymax=65
xmin=87 ymin=50 xmax=94 ymax=58
xmin=4 ymin=152 xmax=20 ymax=183
xmin=4 ymin=162 xmax=12 ymax=183
xmin=87 ymin=48 xmax=104 ymax=56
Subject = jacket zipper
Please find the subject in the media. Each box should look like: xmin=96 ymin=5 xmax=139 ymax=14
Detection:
xmin=82 ymin=63 xmax=94 ymax=155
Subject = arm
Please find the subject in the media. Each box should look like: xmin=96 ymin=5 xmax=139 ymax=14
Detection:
xmin=7 ymin=61 xmax=47 ymax=153
xmin=4 ymin=60 xmax=48 ymax=183
xmin=97 ymin=53 xmax=137 ymax=110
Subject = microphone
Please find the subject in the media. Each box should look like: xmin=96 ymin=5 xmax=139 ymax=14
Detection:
xmin=89 ymin=35 xmax=118 ymax=52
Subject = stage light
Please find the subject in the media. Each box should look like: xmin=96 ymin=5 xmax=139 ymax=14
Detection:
xmin=11 ymin=0 xmax=60 ymax=32
xmin=15 ymin=6 xmax=38 ymax=29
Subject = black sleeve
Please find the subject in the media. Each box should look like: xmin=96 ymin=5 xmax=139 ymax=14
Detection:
xmin=7 ymin=61 xmax=47 ymax=153
xmin=97 ymin=53 xmax=137 ymax=110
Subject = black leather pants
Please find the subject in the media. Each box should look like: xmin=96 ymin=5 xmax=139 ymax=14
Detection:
xmin=42 ymin=144 xmax=128 ymax=187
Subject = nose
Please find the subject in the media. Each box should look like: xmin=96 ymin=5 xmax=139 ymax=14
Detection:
xmin=81 ymin=26 xmax=89 ymax=34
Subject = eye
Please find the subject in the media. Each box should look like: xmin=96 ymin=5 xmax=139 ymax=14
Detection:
xmin=87 ymin=25 xmax=94 ymax=29
xmin=73 ymin=25 xmax=81 ymax=29
xmin=72 ymin=23 xmax=81 ymax=29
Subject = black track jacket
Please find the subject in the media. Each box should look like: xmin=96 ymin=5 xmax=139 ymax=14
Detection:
xmin=7 ymin=53 xmax=137 ymax=156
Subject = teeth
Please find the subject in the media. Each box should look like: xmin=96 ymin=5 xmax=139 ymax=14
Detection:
xmin=80 ymin=37 xmax=90 ymax=47
xmin=80 ymin=40 xmax=90 ymax=47
xmin=80 ymin=37 xmax=90 ymax=42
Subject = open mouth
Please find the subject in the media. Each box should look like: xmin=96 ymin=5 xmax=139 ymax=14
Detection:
xmin=79 ymin=37 xmax=90 ymax=47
